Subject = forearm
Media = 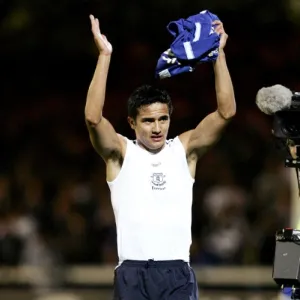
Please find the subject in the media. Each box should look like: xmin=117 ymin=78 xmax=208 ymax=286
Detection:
xmin=85 ymin=54 xmax=111 ymax=124
xmin=213 ymin=50 xmax=236 ymax=119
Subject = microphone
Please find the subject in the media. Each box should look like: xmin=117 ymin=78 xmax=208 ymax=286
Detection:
xmin=256 ymin=84 xmax=293 ymax=115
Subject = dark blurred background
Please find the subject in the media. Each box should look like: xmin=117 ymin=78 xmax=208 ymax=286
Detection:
xmin=0 ymin=0 xmax=300 ymax=299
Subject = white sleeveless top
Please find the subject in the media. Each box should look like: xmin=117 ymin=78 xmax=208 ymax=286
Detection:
xmin=107 ymin=136 xmax=195 ymax=263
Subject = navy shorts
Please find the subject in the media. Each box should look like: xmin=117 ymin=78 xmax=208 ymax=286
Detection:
xmin=113 ymin=259 xmax=199 ymax=300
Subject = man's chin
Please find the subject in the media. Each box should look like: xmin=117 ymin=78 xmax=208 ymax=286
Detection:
xmin=138 ymin=139 xmax=166 ymax=153
xmin=147 ymin=141 xmax=165 ymax=152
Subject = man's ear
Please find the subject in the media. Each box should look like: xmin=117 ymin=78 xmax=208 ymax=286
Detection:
xmin=127 ymin=116 xmax=136 ymax=130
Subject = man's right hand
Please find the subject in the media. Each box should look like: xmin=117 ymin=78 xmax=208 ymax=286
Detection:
xmin=89 ymin=15 xmax=113 ymax=56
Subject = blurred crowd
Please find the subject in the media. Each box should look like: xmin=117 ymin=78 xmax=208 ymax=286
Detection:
xmin=1 ymin=0 xmax=300 ymax=276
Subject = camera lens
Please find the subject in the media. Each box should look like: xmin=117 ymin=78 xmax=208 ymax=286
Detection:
xmin=281 ymin=113 xmax=300 ymax=138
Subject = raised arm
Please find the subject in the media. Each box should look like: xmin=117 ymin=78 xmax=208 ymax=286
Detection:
xmin=85 ymin=15 xmax=125 ymax=165
xmin=180 ymin=21 xmax=236 ymax=160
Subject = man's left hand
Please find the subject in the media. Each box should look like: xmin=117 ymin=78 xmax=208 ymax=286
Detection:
xmin=213 ymin=20 xmax=228 ymax=50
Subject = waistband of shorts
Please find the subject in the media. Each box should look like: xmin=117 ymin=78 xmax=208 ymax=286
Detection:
xmin=121 ymin=259 xmax=189 ymax=268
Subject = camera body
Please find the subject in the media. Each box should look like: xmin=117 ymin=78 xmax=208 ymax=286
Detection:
xmin=273 ymin=92 xmax=300 ymax=139
xmin=273 ymin=92 xmax=300 ymax=168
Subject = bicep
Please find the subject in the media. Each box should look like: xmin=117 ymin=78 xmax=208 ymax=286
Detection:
xmin=86 ymin=117 xmax=125 ymax=161
xmin=183 ymin=111 xmax=230 ymax=155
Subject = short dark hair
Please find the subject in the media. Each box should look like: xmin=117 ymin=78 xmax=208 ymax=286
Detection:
xmin=127 ymin=84 xmax=173 ymax=119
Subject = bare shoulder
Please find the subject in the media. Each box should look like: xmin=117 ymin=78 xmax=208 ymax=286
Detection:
xmin=86 ymin=116 xmax=128 ymax=162
xmin=117 ymin=134 xmax=127 ymax=157
xmin=108 ymin=133 xmax=127 ymax=163
xmin=178 ymin=130 xmax=194 ymax=153
xmin=178 ymin=129 xmax=207 ymax=162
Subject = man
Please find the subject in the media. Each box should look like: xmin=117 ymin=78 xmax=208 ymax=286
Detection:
xmin=85 ymin=14 xmax=236 ymax=300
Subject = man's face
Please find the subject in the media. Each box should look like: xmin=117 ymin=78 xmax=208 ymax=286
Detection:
xmin=128 ymin=102 xmax=170 ymax=152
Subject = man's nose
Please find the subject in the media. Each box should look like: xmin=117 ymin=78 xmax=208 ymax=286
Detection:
xmin=152 ymin=121 xmax=161 ymax=134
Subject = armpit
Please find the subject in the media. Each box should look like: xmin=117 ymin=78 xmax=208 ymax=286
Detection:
xmin=108 ymin=149 xmax=124 ymax=166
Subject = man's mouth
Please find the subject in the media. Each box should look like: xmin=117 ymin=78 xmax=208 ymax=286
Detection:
xmin=151 ymin=135 xmax=163 ymax=142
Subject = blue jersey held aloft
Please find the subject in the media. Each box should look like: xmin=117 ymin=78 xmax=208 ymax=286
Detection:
xmin=155 ymin=10 xmax=221 ymax=79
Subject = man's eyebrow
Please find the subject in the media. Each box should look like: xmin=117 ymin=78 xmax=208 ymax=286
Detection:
xmin=159 ymin=115 xmax=169 ymax=120
xmin=141 ymin=115 xmax=169 ymax=122
xmin=141 ymin=117 xmax=155 ymax=122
